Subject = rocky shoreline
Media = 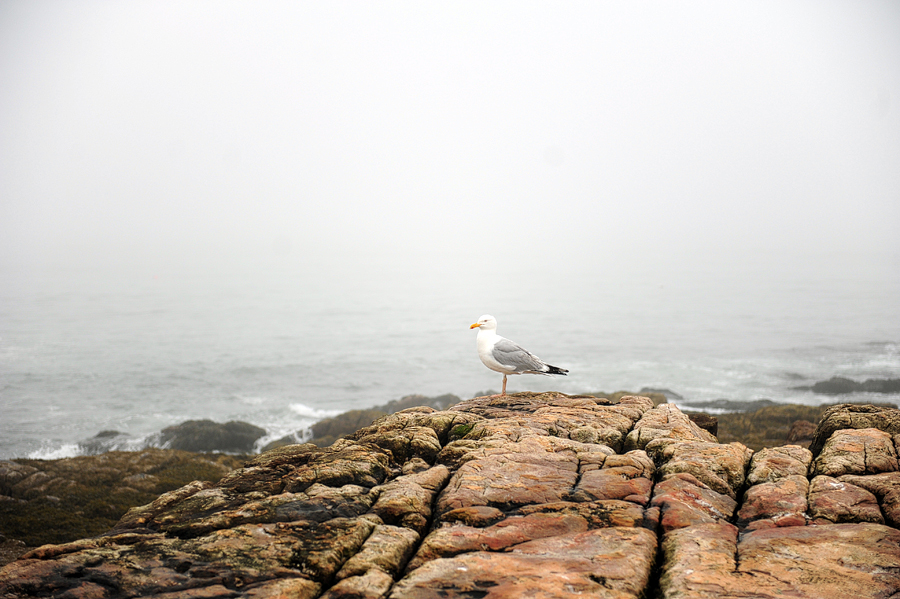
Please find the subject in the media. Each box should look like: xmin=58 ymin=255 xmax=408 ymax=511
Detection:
xmin=2 ymin=393 xmax=900 ymax=598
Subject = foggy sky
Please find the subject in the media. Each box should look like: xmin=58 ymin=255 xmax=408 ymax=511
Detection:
xmin=2 ymin=1 xmax=899 ymax=281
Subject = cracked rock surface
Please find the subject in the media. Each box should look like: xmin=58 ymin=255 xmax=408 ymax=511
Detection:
xmin=3 ymin=396 xmax=900 ymax=598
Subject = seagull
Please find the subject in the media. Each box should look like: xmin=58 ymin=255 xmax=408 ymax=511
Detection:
xmin=469 ymin=314 xmax=568 ymax=397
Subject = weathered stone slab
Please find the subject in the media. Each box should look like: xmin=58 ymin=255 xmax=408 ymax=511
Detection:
xmin=516 ymin=500 xmax=657 ymax=531
xmin=435 ymin=440 xmax=579 ymax=514
xmin=335 ymin=524 xmax=419 ymax=580
xmin=391 ymin=527 xmax=657 ymax=599
xmin=407 ymin=511 xmax=590 ymax=570
xmin=571 ymin=451 xmax=655 ymax=505
xmin=624 ymin=403 xmax=718 ymax=451
xmin=648 ymin=440 xmax=752 ymax=498
xmin=736 ymin=475 xmax=808 ymax=530
xmin=371 ymin=465 xmax=449 ymax=532
xmin=661 ymin=521 xmax=900 ymax=599
xmin=322 ymin=568 xmax=394 ymax=599
xmin=281 ymin=441 xmax=394 ymax=493
xmin=807 ymin=475 xmax=884 ymax=525
xmin=839 ymin=471 xmax=900 ymax=527
xmin=812 ymin=427 xmax=899 ymax=477
xmin=746 ymin=445 xmax=812 ymax=484
xmin=649 ymin=473 xmax=737 ymax=533
xmin=809 ymin=403 xmax=900 ymax=455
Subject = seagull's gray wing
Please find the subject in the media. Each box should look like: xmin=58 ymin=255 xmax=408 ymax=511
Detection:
xmin=492 ymin=338 xmax=547 ymax=373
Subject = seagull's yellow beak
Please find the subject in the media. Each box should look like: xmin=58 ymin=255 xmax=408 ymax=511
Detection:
xmin=469 ymin=322 xmax=481 ymax=329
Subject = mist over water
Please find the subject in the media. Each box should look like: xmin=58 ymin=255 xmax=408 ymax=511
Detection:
xmin=2 ymin=3 xmax=899 ymax=458
xmin=2 ymin=248 xmax=898 ymax=459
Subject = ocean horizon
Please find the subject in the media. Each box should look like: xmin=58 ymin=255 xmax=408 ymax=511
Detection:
xmin=2 ymin=249 xmax=899 ymax=460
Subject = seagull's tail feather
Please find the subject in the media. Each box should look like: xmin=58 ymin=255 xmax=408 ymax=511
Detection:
xmin=545 ymin=365 xmax=568 ymax=376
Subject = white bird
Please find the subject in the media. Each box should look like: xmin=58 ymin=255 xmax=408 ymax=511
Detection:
xmin=469 ymin=314 xmax=568 ymax=396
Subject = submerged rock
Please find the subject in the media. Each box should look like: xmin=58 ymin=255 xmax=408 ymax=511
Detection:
xmin=3 ymin=395 xmax=900 ymax=598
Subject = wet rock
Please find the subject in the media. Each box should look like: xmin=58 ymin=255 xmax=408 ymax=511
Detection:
xmin=812 ymin=427 xmax=899 ymax=477
xmin=0 ymin=450 xmax=244 ymax=550
xmin=714 ymin=403 xmax=831 ymax=450
xmin=686 ymin=412 xmax=718 ymax=436
xmin=159 ymin=420 xmax=267 ymax=453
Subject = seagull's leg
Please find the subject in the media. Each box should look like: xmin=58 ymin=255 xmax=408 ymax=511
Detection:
xmin=489 ymin=375 xmax=508 ymax=398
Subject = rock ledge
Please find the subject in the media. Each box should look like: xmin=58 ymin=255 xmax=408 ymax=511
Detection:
xmin=2 ymin=395 xmax=899 ymax=598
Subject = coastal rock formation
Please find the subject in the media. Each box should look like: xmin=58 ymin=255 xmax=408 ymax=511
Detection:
xmin=158 ymin=420 xmax=267 ymax=453
xmin=795 ymin=376 xmax=900 ymax=395
xmin=3 ymin=396 xmax=900 ymax=598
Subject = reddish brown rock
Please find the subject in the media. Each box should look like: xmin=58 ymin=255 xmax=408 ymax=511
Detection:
xmin=391 ymin=527 xmax=657 ymax=599
xmin=407 ymin=511 xmax=590 ymax=570
xmin=661 ymin=521 xmax=900 ymax=598
xmin=650 ymin=473 xmax=737 ymax=533
xmin=736 ymin=475 xmax=809 ymax=530
xmin=570 ymin=449 xmax=654 ymax=505
xmin=839 ymin=471 xmax=900 ymax=527
xmin=808 ymin=475 xmax=884 ymax=525
xmin=435 ymin=438 xmax=580 ymax=514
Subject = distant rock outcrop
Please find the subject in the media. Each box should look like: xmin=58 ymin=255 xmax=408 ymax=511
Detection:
xmin=3 ymin=395 xmax=900 ymax=597
xmin=158 ymin=420 xmax=266 ymax=453
xmin=796 ymin=376 xmax=900 ymax=395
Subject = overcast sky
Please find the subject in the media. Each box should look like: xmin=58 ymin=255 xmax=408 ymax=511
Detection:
xmin=1 ymin=1 xmax=898 ymax=282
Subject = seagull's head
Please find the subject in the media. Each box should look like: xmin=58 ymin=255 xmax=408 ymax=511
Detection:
xmin=469 ymin=314 xmax=497 ymax=331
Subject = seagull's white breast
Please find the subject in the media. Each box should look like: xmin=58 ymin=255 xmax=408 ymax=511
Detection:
xmin=476 ymin=329 xmax=516 ymax=374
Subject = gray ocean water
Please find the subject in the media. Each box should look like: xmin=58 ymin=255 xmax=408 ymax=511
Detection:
xmin=2 ymin=250 xmax=898 ymax=460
